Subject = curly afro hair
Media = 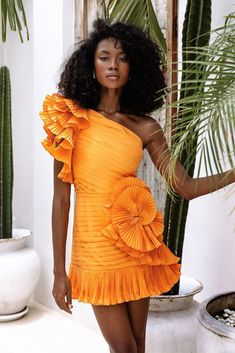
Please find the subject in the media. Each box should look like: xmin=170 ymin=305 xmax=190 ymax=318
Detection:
xmin=58 ymin=18 xmax=166 ymax=116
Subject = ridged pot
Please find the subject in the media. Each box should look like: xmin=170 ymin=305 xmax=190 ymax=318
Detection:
xmin=0 ymin=229 xmax=41 ymax=321
xmin=146 ymin=276 xmax=203 ymax=353
xmin=197 ymin=291 xmax=235 ymax=353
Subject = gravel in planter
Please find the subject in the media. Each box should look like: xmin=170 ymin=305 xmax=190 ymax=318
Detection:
xmin=213 ymin=308 xmax=235 ymax=327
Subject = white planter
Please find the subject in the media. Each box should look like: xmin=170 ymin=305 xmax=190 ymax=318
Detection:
xmin=197 ymin=291 xmax=235 ymax=353
xmin=146 ymin=276 xmax=203 ymax=353
xmin=0 ymin=229 xmax=41 ymax=321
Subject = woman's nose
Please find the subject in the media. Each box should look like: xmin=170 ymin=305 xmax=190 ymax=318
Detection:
xmin=109 ymin=57 xmax=118 ymax=70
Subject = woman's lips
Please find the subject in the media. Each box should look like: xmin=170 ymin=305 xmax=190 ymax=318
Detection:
xmin=106 ymin=74 xmax=120 ymax=80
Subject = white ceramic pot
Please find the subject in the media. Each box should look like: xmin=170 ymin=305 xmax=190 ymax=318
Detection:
xmin=0 ymin=229 xmax=41 ymax=320
xmin=197 ymin=291 xmax=235 ymax=353
xmin=146 ymin=276 xmax=203 ymax=353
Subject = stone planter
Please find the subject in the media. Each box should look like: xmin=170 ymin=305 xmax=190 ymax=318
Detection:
xmin=0 ymin=229 xmax=41 ymax=321
xmin=197 ymin=291 xmax=235 ymax=353
xmin=146 ymin=276 xmax=203 ymax=353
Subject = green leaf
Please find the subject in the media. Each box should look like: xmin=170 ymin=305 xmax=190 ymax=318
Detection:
xmin=1 ymin=0 xmax=29 ymax=42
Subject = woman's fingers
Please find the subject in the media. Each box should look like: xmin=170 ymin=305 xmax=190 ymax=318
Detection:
xmin=66 ymin=291 xmax=73 ymax=310
xmin=58 ymin=295 xmax=72 ymax=314
xmin=65 ymin=277 xmax=73 ymax=310
xmin=52 ymin=275 xmax=73 ymax=314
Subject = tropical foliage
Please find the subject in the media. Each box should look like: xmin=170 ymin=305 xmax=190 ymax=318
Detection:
xmin=1 ymin=0 xmax=29 ymax=42
xmin=166 ymin=13 xmax=235 ymax=186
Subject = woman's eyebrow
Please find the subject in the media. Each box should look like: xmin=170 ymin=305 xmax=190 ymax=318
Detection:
xmin=99 ymin=49 xmax=125 ymax=54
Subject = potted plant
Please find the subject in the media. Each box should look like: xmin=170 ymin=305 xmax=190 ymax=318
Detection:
xmin=0 ymin=1 xmax=40 ymax=322
xmin=197 ymin=291 xmax=235 ymax=353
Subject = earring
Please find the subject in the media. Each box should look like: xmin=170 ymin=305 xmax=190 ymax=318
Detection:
xmin=93 ymin=71 xmax=96 ymax=79
xmin=128 ymin=75 xmax=132 ymax=82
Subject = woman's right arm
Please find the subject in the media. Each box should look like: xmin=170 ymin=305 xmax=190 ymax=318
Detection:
xmin=51 ymin=158 xmax=73 ymax=314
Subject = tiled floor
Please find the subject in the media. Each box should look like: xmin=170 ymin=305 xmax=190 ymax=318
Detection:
xmin=0 ymin=301 xmax=109 ymax=353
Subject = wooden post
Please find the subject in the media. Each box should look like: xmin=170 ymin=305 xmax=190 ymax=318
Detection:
xmin=74 ymin=0 xmax=99 ymax=43
xmin=166 ymin=0 xmax=178 ymax=141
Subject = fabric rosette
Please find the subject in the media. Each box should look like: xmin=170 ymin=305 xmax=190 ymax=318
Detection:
xmin=101 ymin=176 xmax=178 ymax=266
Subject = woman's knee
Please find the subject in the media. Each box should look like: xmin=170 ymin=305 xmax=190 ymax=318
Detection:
xmin=134 ymin=329 xmax=146 ymax=344
xmin=135 ymin=332 xmax=146 ymax=353
xmin=109 ymin=338 xmax=137 ymax=353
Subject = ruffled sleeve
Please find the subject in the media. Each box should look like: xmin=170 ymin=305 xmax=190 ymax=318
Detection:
xmin=39 ymin=93 xmax=90 ymax=183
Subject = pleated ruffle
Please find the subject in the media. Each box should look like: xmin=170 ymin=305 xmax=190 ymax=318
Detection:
xmin=40 ymin=93 xmax=90 ymax=183
xmin=69 ymin=263 xmax=181 ymax=305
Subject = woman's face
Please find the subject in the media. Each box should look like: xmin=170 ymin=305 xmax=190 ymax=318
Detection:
xmin=94 ymin=37 xmax=130 ymax=89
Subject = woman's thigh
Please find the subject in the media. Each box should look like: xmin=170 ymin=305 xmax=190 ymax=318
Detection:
xmin=91 ymin=302 xmax=137 ymax=353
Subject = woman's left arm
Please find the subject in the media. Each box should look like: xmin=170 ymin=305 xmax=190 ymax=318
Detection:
xmin=145 ymin=119 xmax=235 ymax=201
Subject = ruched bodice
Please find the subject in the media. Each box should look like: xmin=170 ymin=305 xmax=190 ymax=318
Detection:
xmin=73 ymin=109 xmax=143 ymax=194
xmin=40 ymin=93 xmax=181 ymax=305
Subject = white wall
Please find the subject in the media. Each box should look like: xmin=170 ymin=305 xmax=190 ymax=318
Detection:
xmin=32 ymin=0 xmax=75 ymax=308
xmin=179 ymin=0 xmax=235 ymax=302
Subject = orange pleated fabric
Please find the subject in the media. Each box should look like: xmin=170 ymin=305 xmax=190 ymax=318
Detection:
xmin=40 ymin=93 xmax=181 ymax=305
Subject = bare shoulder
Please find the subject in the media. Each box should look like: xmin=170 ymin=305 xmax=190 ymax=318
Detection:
xmin=128 ymin=114 xmax=163 ymax=148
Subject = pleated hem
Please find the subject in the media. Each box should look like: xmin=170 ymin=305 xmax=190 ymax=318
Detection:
xmin=68 ymin=263 xmax=181 ymax=306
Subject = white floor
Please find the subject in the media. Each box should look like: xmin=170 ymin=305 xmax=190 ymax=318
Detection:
xmin=0 ymin=301 xmax=109 ymax=353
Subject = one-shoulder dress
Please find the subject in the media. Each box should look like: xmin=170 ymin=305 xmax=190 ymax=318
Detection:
xmin=40 ymin=93 xmax=181 ymax=305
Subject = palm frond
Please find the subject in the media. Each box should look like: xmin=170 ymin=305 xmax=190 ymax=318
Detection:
xmin=1 ymin=0 xmax=29 ymax=43
xmin=164 ymin=13 xmax=235 ymax=191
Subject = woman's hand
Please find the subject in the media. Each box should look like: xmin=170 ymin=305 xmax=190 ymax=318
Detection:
xmin=52 ymin=273 xmax=73 ymax=314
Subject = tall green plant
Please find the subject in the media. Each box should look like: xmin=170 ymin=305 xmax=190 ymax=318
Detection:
xmin=0 ymin=66 xmax=13 ymax=239
xmin=163 ymin=0 xmax=212 ymax=295
xmin=0 ymin=1 xmax=29 ymax=239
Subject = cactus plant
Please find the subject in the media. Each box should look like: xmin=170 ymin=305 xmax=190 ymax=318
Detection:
xmin=0 ymin=66 xmax=13 ymax=239
xmin=163 ymin=0 xmax=212 ymax=294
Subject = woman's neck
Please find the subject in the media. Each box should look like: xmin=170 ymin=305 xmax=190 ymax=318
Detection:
xmin=97 ymin=88 xmax=121 ymax=113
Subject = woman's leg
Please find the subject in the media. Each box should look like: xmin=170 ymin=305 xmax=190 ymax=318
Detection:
xmin=126 ymin=297 xmax=150 ymax=353
xmin=91 ymin=302 xmax=137 ymax=353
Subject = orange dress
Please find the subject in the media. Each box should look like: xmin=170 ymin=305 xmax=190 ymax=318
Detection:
xmin=40 ymin=93 xmax=181 ymax=305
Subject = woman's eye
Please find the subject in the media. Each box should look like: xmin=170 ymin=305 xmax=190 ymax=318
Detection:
xmin=119 ymin=56 xmax=128 ymax=62
xmin=100 ymin=56 xmax=109 ymax=61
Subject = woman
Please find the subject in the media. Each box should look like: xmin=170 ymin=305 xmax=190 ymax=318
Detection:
xmin=40 ymin=19 xmax=235 ymax=353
